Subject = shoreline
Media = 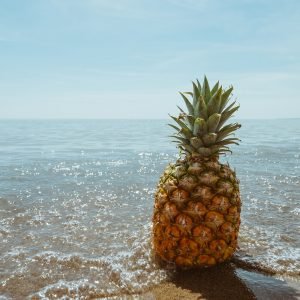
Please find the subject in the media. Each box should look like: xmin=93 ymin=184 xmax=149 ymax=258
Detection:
xmin=142 ymin=262 xmax=300 ymax=300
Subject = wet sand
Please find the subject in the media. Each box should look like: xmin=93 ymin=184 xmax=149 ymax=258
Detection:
xmin=142 ymin=262 xmax=300 ymax=300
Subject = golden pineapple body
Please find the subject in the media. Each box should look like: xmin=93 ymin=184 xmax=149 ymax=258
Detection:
xmin=153 ymin=157 xmax=241 ymax=268
xmin=152 ymin=76 xmax=242 ymax=268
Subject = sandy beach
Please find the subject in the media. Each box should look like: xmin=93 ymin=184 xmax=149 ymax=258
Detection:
xmin=101 ymin=258 xmax=300 ymax=300
xmin=139 ymin=259 xmax=300 ymax=300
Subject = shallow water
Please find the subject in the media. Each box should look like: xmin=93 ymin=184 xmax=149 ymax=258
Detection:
xmin=0 ymin=119 xmax=299 ymax=299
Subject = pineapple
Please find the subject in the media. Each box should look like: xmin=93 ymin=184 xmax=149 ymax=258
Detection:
xmin=152 ymin=76 xmax=241 ymax=268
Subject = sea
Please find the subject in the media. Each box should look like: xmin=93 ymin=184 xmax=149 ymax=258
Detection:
xmin=0 ymin=119 xmax=299 ymax=299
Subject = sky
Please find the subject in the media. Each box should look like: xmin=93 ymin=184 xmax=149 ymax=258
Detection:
xmin=0 ymin=0 xmax=299 ymax=119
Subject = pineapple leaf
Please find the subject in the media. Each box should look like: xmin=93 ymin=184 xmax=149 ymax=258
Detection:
xmin=170 ymin=135 xmax=190 ymax=144
xmin=210 ymin=81 xmax=220 ymax=95
xmin=197 ymin=147 xmax=212 ymax=156
xmin=168 ymin=123 xmax=181 ymax=132
xmin=207 ymin=113 xmax=221 ymax=133
xmin=179 ymin=128 xmax=193 ymax=139
xmin=193 ymin=118 xmax=200 ymax=135
xmin=179 ymin=144 xmax=196 ymax=154
xmin=190 ymin=137 xmax=204 ymax=148
xmin=217 ymin=123 xmax=241 ymax=141
xmin=202 ymin=133 xmax=217 ymax=146
xmin=207 ymin=87 xmax=222 ymax=116
xmin=194 ymin=100 xmax=200 ymax=118
xmin=211 ymin=145 xmax=232 ymax=155
xmin=194 ymin=118 xmax=207 ymax=136
xmin=221 ymin=146 xmax=232 ymax=154
xmin=216 ymin=138 xmax=240 ymax=146
xmin=170 ymin=115 xmax=190 ymax=130
xmin=179 ymin=92 xmax=194 ymax=115
xmin=192 ymin=81 xmax=200 ymax=108
xmin=185 ymin=146 xmax=196 ymax=154
xmin=202 ymin=76 xmax=211 ymax=103
xmin=219 ymin=149 xmax=233 ymax=155
xmin=196 ymin=79 xmax=202 ymax=93
xmin=222 ymin=100 xmax=237 ymax=113
xmin=178 ymin=145 xmax=187 ymax=154
xmin=219 ymin=87 xmax=233 ymax=113
xmin=177 ymin=106 xmax=186 ymax=114
xmin=217 ymin=105 xmax=240 ymax=130
xmin=199 ymin=95 xmax=208 ymax=120
xmin=186 ymin=115 xmax=195 ymax=130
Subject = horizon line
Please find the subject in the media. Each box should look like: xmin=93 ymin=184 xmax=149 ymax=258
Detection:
xmin=0 ymin=117 xmax=299 ymax=121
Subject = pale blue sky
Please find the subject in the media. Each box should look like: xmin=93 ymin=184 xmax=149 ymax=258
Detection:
xmin=0 ymin=0 xmax=299 ymax=119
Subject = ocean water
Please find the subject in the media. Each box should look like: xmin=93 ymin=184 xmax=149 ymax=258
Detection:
xmin=0 ymin=119 xmax=299 ymax=299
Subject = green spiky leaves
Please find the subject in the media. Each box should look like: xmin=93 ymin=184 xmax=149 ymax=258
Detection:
xmin=169 ymin=76 xmax=241 ymax=157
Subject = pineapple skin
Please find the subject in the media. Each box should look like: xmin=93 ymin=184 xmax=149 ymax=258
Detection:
xmin=152 ymin=156 xmax=241 ymax=268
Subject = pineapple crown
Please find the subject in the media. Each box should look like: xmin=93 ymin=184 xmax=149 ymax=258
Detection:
xmin=169 ymin=76 xmax=241 ymax=158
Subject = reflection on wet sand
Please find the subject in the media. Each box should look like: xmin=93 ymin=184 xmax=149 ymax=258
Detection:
xmin=148 ymin=261 xmax=300 ymax=300
xmin=169 ymin=263 xmax=256 ymax=300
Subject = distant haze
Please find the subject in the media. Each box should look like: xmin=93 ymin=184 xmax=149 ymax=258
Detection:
xmin=0 ymin=0 xmax=299 ymax=119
